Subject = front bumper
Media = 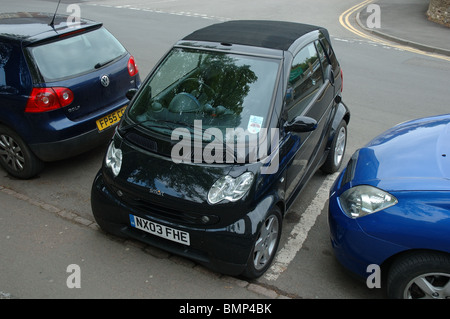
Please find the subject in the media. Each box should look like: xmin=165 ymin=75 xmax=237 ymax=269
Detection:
xmin=91 ymin=170 xmax=268 ymax=276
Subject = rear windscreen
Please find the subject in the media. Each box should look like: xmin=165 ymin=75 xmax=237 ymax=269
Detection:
xmin=28 ymin=27 xmax=127 ymax=81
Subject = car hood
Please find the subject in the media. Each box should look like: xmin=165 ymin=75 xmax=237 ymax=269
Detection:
xmin=351 ymin=114 xmax=450 ymax=191
xmin=107 ymin=128 xmax=265 ymax=204
xmin=116 ymin=142 xmax=232 ymax=205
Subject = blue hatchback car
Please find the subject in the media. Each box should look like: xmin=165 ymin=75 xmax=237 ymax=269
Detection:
xmin=329 ymin=114 xmax=450 ymax=299
xmin=0 ymin=12 xmax=140 ymax=178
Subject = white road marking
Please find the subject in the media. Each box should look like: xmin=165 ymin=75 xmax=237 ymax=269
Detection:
xmin=86 ymin=3 xmax=229 ymax=21
xmin=0 ymin=291 xmax=12 ymax=299
xmin=264 ymin=173 xmax=339 ymax=281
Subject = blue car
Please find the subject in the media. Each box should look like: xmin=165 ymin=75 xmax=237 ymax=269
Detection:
xmin=0 ymin=12 xmax=140 ymax=179
xmin=329 ymin=114 xmax=450 ymax=299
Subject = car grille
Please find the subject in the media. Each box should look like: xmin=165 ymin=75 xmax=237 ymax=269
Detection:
xmin=125 ymin=132 xmax=158 ymax=153
xmin=109 ymin=183 xmax=219 ymax=226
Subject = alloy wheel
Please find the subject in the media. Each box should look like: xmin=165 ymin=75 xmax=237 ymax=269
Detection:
xmin=404 ymin=273 xmax=450 ymax=299
xmin=0 ymin=134 xmax=25 ymax=172
xmin=253 ymin=214 xmax=280 ymax=271
xmin=334 ymin=126 xmax=346 ymax=167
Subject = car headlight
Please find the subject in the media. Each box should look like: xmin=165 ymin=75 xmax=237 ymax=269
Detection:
xmin=105 ymin=141 xmax=122 ymax=177
xmin=208 ymin=172 xmax=254 ymax=204
xmin=339 ymin=185 xmax=398 ymax=218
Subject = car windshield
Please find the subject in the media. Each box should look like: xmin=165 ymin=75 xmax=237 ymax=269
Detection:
xmin=28 ymin=27 xmax=127 ymax=81
xmin=127 ymin=47 xmax=280 ymax=141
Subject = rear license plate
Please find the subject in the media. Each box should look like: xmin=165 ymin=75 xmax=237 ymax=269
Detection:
xmin=129 ymin=214 xmax=190 ymax=246
xmin=96 ymin=106 xmax=127 ymax=131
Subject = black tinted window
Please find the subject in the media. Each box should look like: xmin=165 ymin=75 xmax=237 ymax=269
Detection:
xmin=319 ymin=36 xmax=338 ymax=71
xmin=286 ymin=42 xmax=323 ymax=120
xmin=0 ymin=42 xmax=30 ymax=94
xmin=0 ymin=42 xmax=12 ymax=89
xmin=28 ymin=27 xmax=126 ymax=81
xmin=315 ymin=40 xmax=329 ymax=76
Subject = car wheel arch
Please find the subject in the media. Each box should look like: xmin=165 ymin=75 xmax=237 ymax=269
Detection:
xmin=384 ymin=249 xmax=450 ymax=299
xmin=275 ymin=200 xmax=286 ymax=218
xmin=380 ymin=248 xmax=450 ymax=281
xmin=331 ymin=102 xmax=350 ymax=136
xmin=242 ymin=205 xmax=283 ymax=279
xmin=0 ymin=124 xmax=44 ymax=179
xmin=0 ymin=116 xmax=31 ymax=145
xmin=323 ymin=101 xmax=350 ymax=154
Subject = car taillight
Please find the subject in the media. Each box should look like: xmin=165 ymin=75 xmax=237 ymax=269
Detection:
xmin=127 ymin=56 xmax=139 ymax=77
xmin=340 ymin=69 xmax=343 ymax=92
xmin=25 ymin=87 xmax=74 ymax=113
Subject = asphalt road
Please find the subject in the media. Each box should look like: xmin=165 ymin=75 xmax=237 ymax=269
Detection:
xmin=1 ymin=0 xmax=449 ymax=301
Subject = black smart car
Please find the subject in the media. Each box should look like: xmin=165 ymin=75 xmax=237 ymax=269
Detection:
xmin=91 ymin=20 xmax=350 ymax=278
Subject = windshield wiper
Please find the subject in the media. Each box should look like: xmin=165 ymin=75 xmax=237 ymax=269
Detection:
xmin=119 ymin=118 xmax=175 ymax=133
xmin=94 ymin=58 xmax=116 ymax=69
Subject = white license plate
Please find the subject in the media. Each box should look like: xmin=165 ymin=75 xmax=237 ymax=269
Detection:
xmin=129 ymin=214 xmax=190 ymax=246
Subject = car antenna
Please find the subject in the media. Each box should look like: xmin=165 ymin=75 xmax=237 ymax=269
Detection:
xmin=49 ymin=0 xmax=62 ymax=28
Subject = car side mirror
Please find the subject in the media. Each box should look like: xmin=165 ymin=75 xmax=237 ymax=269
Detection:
xmin=284 ymin=116 xmax=317 ymax=133
xmin=126 ymin=88 xmax=138 ymax=100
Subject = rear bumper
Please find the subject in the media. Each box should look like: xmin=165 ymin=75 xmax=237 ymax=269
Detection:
xmin=24 ymin=99 xmax=129 ymax=162
xmin=29 ymin=124 xmax=115 ymax=162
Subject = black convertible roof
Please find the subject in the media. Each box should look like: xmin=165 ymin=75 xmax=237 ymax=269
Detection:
xmin=183 ymin=20 xmax=327 ymax=51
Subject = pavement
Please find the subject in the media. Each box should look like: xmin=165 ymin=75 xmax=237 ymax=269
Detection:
xmin=0 ymin=186 xmax=283 ymax=299
xmin=357 ymin=0 xmax=450 ymax=56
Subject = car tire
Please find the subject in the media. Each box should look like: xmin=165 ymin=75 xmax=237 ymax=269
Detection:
xmin=0 ymin=125 xmax=44 ymax=179
xmin=242 ymin=207 xmax=282 ymax=279
xmin=387 ymin=251 xmax=450 ymax=299
xmin=321 ymin=120 xmax=347 ymax=174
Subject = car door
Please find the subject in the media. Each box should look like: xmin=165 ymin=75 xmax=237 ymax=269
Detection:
xmin=283 ymin=40 xmax=334 ymax=202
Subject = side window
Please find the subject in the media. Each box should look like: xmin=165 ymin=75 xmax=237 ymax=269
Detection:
xmin=315 ymin=40 xmax=330 ymax=76
xmin=0 ymin=42 xmax=12 ymax=90
xmin=319 ymin=36 xmax=339 ymax=71
xmin=286 ymin=42 xmax=323 ymax=121
xmin=0 ymin=42 xmax=28 ymax=95
xmin=319 ymin=36 xmax=341 ymax=89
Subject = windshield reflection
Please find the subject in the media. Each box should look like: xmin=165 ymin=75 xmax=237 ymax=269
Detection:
xmin=128 ymin=48 xmax=280 ymax=138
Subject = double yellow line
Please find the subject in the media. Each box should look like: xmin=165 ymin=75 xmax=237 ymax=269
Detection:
xmin=339 ymin=0 xmax=450 ymax=61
